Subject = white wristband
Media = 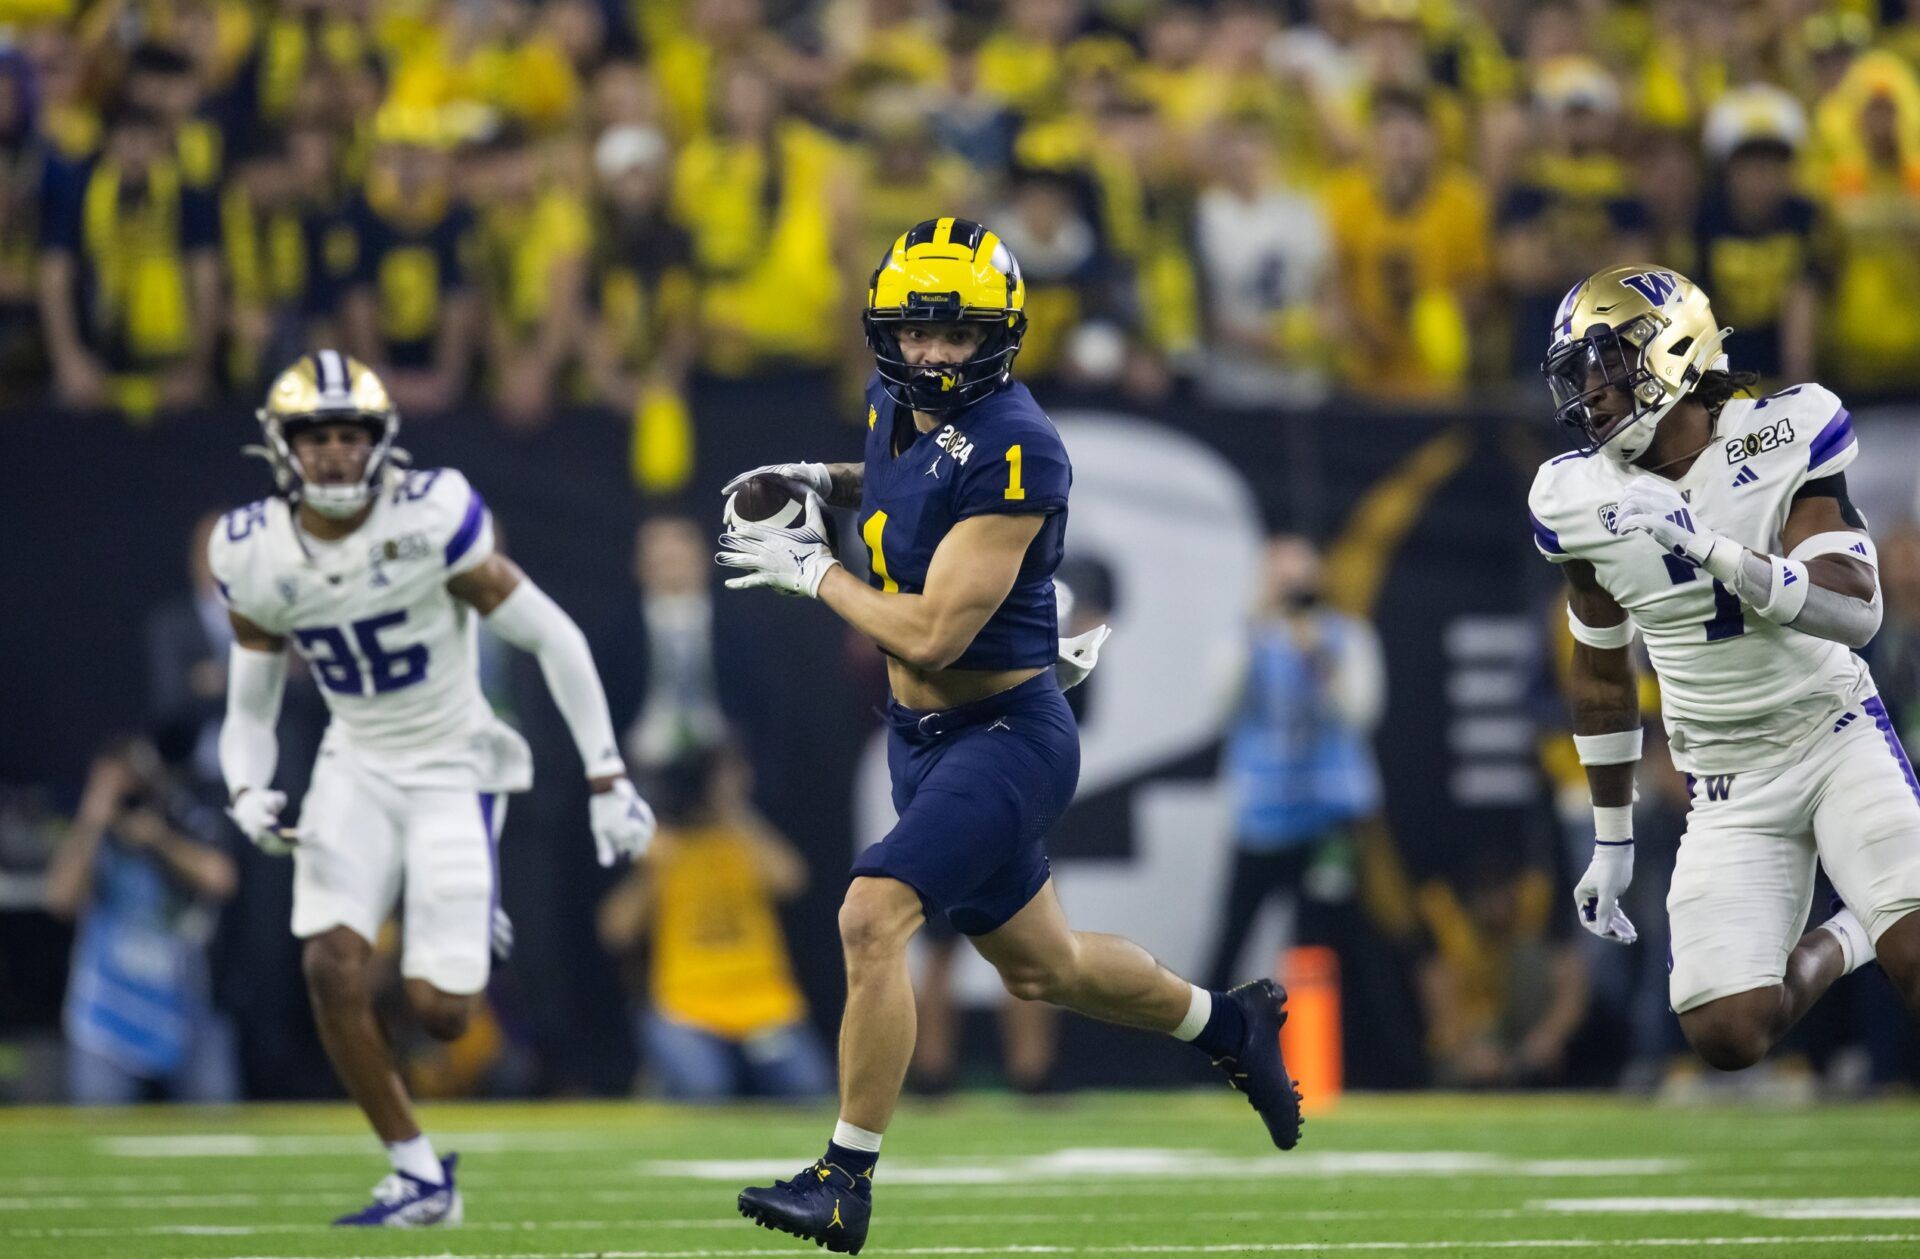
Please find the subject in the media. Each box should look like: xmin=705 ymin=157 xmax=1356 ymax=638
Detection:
xmin=1567 ymin=603 xmax=1636 ymax=650
xmin=1593 ymin=804 xmax=1633 ymax=843
xmin=1574 ymin=728 xmax=1642 ymax=766
xmin=1699 ymin=535 xmax=1744 ymax=584
xmin=1757 ymin=555 xmax=1811 ymax=623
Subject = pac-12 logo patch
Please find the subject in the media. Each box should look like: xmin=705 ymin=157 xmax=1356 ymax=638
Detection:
xmin=1598 ymin=503 xmax=1621 ymax=535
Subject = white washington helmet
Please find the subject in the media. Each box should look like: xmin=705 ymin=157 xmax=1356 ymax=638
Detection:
xmin=252 ymin=350 xmax=404 ymax=518
xmin=1542 ymin=264 xmax=1731 ymax=467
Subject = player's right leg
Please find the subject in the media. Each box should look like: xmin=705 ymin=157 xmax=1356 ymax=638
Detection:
xmin=294 ymin=751 xmax=458 ymax=1227
xmin=736 ymin=875 xmax=919 ymax=1253
xmin=1668 ymin=758 xmax=1838 ymax=1071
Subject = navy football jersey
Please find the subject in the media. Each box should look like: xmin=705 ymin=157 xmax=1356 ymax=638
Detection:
xmin=857 ymin=374 xmax=1071 ymax=670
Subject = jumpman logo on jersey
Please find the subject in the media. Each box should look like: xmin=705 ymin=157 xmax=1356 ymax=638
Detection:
xmin=988 ymin=717 xmax=1011 ymax=732
xmin=926 ymin=455 xmax=944 ymax=477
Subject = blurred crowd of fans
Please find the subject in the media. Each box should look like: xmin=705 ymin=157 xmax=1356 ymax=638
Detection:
xmin=12 ymin=0 xmax=1920 ymax=436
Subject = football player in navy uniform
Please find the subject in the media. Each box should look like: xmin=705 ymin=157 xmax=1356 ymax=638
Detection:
xmin=717 ymin=218 xmax=1304 ymax=1254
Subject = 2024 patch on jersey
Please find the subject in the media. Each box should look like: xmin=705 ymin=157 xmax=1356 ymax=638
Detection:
xmin=208 ymin=467 xmax=530 ymax=789
xmin=1528 ymin=384 xmax=1872 ymax=773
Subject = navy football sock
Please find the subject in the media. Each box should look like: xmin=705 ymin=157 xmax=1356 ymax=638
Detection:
xmin=826 ymin=1141 xmax=878 ymax=1190
xmin=1191 ymin=989 xmax=1248 ymax=1059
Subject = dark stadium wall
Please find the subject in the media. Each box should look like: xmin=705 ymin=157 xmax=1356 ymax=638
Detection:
xmin=4 ymin=383 xmax=1575 ymax=1090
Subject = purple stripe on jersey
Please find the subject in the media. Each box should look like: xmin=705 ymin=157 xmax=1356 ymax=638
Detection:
xmin=1808 ymin=406 xmax=1854 ymax=470
xmin=1530 ymin=512 xmax=1566 ymax=554
xmin=1863 ymin=695 xmax=1920 ymax=806
xmin=445 ymin=487 xmax=488 ymax=567
xmin=479 ymin=792 xmax=500 ymax=915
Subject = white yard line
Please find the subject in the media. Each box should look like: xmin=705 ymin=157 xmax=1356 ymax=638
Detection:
xmin=4 ymin=1208 xmax=1548 ymax=1239
xmin=95 ymin=1134 xmax=658 ymax=1158
xmin=210 ymin=1236 xmax=1920 ymax=1259
xmin=638 ymin=1150 xmax=1684 ymax=1184
xmin=1534 ymin=1197 xmax=1920 ymax=1221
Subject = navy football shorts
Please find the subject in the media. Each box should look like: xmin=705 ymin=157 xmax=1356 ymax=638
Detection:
xmin=852 ymin=671 xmax=1080 ymax=935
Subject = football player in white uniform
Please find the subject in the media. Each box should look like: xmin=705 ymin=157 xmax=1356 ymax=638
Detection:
xmin=212 ymin=352 xmax=655 ymax=1226
xmin=1529 ymin=265 xmax=1920 ymax=1073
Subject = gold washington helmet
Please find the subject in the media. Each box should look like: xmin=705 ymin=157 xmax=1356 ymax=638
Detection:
xmin=864 ymin=216 xmax=1027 ymax=413
xmin=253 ymin=350 xmax=403 ymax=518
xmin=1542 ymin=264 xmax=1731 ymax=465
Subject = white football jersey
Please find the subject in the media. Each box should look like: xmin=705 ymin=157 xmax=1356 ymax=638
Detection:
xmin=209 ymin=466 xmax=531 ymax=789
xmin=1529 ymin=383 xmax=1872 ymax=773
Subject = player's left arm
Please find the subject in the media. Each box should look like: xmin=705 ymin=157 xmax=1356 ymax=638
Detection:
xmin=817 ymin=513 xmax=1046 ymax=671
xmin=1717 ymin=477 xmax=1879 ymax=647
xmin=449 ymin=554 xmax=657 ymax=863
xmin=1616 ymin=470 xmax=1881 ymax=647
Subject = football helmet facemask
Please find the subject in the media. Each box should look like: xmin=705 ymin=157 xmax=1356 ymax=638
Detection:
xmin=252 ymin=350 xmax=404 ymax=518
xmin=1542 ymin=264 xmax=1731 ymax=467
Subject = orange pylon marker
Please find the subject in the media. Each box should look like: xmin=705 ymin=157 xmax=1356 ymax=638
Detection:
xmin=1277 ymin=945 xmax=1342 ymax=1115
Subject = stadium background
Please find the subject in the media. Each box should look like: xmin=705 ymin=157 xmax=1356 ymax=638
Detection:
xmin=7 ymin=0 xmax=1920 ymax=1104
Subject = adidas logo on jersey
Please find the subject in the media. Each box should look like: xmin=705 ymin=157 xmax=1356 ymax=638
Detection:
xmin=1731 ymin=466 xmax=1759 ymax=488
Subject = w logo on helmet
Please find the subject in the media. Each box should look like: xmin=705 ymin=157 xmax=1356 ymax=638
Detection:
xmin=1621 ymin=270 xmax=1679 ymax=306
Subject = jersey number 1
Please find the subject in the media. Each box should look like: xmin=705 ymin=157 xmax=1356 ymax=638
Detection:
xmin=1663 ymin=555 xmax=1745 ymax=642
xmin=863 ymin=511 xmax=899 ymax=593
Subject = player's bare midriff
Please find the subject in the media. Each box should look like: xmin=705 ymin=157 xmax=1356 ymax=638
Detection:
xmin=886 ymin=660 xmax=1046 ymax=712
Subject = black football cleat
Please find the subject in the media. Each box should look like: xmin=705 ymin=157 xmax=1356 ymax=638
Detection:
xmin=737 ymin=1160 xmax=872 ymax=1254
xmin=1211 ymin=979 xmax=1305 ymax=1150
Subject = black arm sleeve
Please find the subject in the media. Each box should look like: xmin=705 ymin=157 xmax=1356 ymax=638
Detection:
xmin=1791 ymin=471 xmax=1865 ymax=528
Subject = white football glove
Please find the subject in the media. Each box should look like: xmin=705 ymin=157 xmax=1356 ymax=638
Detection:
xmin=1614 ymin=477 xmax=1723 ymax=569
xmin=1573 ymin=841 xmax=1638 ymax=944
xmin=590 ymin=777 xmax=656 ymax=867
xmin=716 ymin=492 xmax=841 ymax=598
xmin=1056 ymin=624 xmax=1111 ymax=691
xmin=721 ymin=462 xmax=833 ymax=502
xmin=228 ymin=787 xmax=294 ymax=856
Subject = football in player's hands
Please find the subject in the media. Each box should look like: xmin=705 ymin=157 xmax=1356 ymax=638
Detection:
xmin=724 ymin=475 xmax=808 ymax=531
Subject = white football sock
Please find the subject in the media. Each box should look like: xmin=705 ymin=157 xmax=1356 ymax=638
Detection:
xmin=1818 ymin=907 xmax=1874 ymax=976
xmin=386 ymin=1134 xmax=442 ymax=1184
xmin=1170 ymin=984 xmax=1211 ymax=1042
xmin=831 ymin=1120 xmax=883 ymax=1153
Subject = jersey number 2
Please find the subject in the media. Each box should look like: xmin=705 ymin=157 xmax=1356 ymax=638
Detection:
xmin=294 ymin=611 xmax=430 ymax=696
xmin=1663 ymin=555 xmax=1745 ymax=642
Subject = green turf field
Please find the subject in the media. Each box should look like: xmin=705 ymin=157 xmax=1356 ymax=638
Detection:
xmin=3 ymin=1092 xmax=1918 ymax=1258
